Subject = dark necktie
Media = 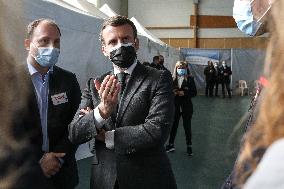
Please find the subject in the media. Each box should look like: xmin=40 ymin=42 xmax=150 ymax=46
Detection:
xmin=116 ymin=72 xmax=128 ymax=97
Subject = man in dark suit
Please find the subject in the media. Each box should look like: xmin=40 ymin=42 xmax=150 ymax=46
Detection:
xmin=204 ymin=61 xmax=216 ymax=97
xmin=220 ymin=60 xmax=232 ymax=98
xmin=24 ymin=18 xmax=81 ymax=189
xmin=69 ymin=15 xmax=177 ymax=189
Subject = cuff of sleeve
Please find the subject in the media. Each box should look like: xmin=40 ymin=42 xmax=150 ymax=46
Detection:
xmin=94 ymin=106 xmax=107 ymax=129
xmin=105 ymin=130 xmax=115 ymax=150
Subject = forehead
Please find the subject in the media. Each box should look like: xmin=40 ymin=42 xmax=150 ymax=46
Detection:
xmin=32 ymin=21 xmax=60 ymax=40
xmin=102 ymin=24 xmax=134 ymax=42
xmin=177 ymin=63 xmax=186 ymax=67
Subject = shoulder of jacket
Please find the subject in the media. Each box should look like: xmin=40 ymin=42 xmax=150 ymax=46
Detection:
xmin=53 ymin=66 xmax=76 ymax=77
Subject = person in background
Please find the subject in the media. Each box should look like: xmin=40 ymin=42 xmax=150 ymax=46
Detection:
xmin=234 ymin=1 xmax=284 ymax=188
xmin=142 ymin=61 xmax=151 ymax=67
xmin=166 ymin=61 xmax=197 ymax=156
xmin=24 ymin=18 xmax=81 ymax=189
xmin=151 ymin=55 xmax=169 ymax=71
xmin=204 ymin=60 xmax=216 ymax=97
xmin=150 ymin=55 xmax=160 ymax=69
xmin=214 ymin=61 xmax=223 ymax=97
xmin=158 ymin=55 xmax=168 ymax=71
xmin=220 ymin=61 xmax=232 ymax=98
xmin=68 ymin=15 xmax=177 ymax=189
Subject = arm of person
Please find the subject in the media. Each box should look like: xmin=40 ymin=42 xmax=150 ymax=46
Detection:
xmin=114 ymin=70 xmax=175 ymax=154
xmin=68 ymin=75 xmax=119 ymax=144
xmin=68 ymin=78 xmax=100 ymax=144
xmin=189 ymin=77 xmax=197 ymax=98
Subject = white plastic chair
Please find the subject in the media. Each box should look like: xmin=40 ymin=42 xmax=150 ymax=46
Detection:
xmin=239 ymin=80 xmax=248 ymax=96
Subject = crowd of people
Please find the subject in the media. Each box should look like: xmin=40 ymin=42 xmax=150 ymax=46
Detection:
xmin=2 ymin=0 xmax=284 ymax=188
xmin=204 ymin=60 xmax=232 ymax=98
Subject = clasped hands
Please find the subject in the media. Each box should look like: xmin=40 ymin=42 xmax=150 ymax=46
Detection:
xmin=79 ymin=75 xmax=120 ymax=119
xmin=174 ymin=89 xmax=184 ymax=96
xmin=79 ymin=75 xmax=120 ymax=142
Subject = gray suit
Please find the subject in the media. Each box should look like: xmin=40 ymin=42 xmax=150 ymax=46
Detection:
xmin=69 ymin=62 xmax=177 ymax=189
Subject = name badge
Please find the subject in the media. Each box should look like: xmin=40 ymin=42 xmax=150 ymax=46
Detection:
xmin=51 ymin=92 xmax=68 ymax=106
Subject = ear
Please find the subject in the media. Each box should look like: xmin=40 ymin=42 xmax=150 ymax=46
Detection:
xmin=101 ymin=45 xmax=109 ymax=57
xmin=24 ymin=39 xmax=31 ymax=51
xmin=134 ymin=38 xmax=139 ymax=51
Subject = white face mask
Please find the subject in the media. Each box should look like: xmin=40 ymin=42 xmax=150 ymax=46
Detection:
xmin=233 ymin=0 xmax=262 ymax=36
xmin=30 ymin=43 xmax=60 ymax=67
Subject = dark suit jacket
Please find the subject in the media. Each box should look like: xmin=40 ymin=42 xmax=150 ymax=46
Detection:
xmin=69 ymin=62 xmax=177 ymax=189
xmin=28 ymin=66 xmax=81 ymax=189
xmin=173 ymin=76 xmax=197 ymax=115
xmin=220 ymin=66 xmax=232 ymax=83
xmin=204 ymin=66 xmax=216 ymax=83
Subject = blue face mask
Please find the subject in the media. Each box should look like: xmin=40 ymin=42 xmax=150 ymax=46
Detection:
xmin=32 ymin=44 xmax=60 ymax=67
xmin=177 ymin=68 xmax=186 ymax=76
xmin=233 ymin=1 xmax=262 ymax=36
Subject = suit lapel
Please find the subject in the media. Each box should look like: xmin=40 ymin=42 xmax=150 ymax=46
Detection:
xmin=115 ymin=63 xmax=147 ymax=127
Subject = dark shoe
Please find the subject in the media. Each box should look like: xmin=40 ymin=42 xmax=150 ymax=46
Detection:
xmin=187 ymin=146 xmax=193 ymax=156
xmin=166 ymin=144 xmax=175 ymax=152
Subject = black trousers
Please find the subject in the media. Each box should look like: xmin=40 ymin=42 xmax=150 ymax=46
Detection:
xmin=205 ymin=81 xmax=215 ymax=96
xmin=215 ymin=81 xmax=224 ymax=96
xmin=224 ymin=82 xmax=231 ymax=97
xmin=169 ymin=107 xmax=192 ymax=146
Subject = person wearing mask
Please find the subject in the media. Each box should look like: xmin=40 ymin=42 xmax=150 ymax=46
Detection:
xmin=151 ymin=55 xmax=169 ymax=71
xmin=233 ymin=0 xmax=272 ymax=36
xmin=204 ymin=61 xmax=216 ymax=97
xmin=158 ymin=55 xmax=167 ymax=70
xmin=221 ymin=0 xmax=272 ymax=188
xmin=166 ymin=61 xmax=197 ymax=156
xmin=68 ymin=15 xmax=177 ymax=189
xmin=214 ymin=61 xmax=223 ymax=97
xmin=150 ymin=55 xmax=160 ymax=69
xmin=24 ymin=18 xmax=81 ymax=189
xmin=233 ymin=1 xmax=284 ymax=188
xmin=220 ymin=61 xmax=232 ymax=98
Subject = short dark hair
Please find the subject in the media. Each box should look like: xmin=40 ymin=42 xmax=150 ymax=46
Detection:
xmin=27 ymin=18 xmax=61 ymax=39
xmin=99 ymin=15 xmax=137 ymax=45
xmin=153 ymin=56 xmax=159 ymax=62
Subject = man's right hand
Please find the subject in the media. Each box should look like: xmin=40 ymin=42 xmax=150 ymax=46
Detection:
xmin=94 ymin=75 xmax=120 ymax=119
xmin=40 ymin=152 xmax=65 ymax=178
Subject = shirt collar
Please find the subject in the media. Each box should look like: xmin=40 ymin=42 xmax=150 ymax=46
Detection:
xmin=27 ymin=60 xmax=53 ymax=76
xmin=113 ymin=59 xmax=137 ymax=75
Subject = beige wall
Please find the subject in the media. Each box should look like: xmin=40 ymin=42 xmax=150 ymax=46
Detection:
xmin=161 ymin=37 xmax=268 ymax=49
